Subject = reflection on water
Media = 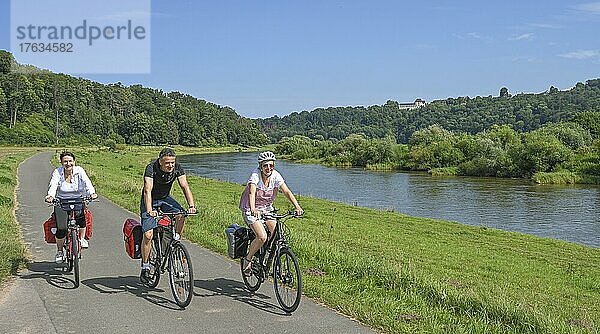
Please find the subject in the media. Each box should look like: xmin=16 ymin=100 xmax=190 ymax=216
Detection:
xmin=179 ymin=152 xmax=600 ymax=248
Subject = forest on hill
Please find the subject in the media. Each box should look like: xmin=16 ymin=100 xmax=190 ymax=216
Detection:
xmin=2 ymin=46 xmax=599 ymax=170
xmin=0 ymin=50 xmax=267 ymax=147
xmin=258 ymin=79 xmax=600 ymax=144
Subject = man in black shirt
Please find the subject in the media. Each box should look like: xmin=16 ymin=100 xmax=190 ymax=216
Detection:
xmin=139 ymin=148 xmax=197 ymax=283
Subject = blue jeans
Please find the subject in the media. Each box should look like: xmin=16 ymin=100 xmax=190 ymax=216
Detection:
xmin=140 ymin=195 xmax=184 ymax=232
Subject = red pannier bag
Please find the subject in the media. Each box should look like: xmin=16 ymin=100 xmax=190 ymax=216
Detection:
xmin=123 ymin=218 xmax=143 ymax=259
xmin=158 ymin=216 xmax=170 ymax=227
xmin=43 ymin=214 xmax=57 ymax=244
xmin=84 ymin=208 xmax=93 ymax=240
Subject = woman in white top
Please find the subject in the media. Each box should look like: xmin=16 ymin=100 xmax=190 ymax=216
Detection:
xmin=239 ymin=151 xmax=303 ymax=276
xmin=45 ymin=151 xmax=98 ymax=264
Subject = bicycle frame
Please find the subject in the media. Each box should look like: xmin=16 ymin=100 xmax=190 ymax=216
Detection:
xmin=50 ymin=196 xmax=93 ymax=288
xmin=241 ymin=210 xmax=303 ymax=312
xmin=152 ymin=216 xmax=179 ymax=274
xmin=145 ymin=210 xmax=196 ymax=308
xmin=253 ymin=212 xmax=294 ymax=281
xmin=65 ymin=210 xmax=80 ymax=258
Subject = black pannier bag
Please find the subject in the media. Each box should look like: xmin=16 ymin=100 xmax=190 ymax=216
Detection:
xmin=225 ymin=224 xmax=254 ymax=259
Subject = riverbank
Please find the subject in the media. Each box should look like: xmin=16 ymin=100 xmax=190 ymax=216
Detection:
xmin=76 ymin=146 xmax=599 ymax=334
xmin=0 ymin=148 xmax=40 ymax=284
xmin=274 ymin=130 xmax=600 ymax=185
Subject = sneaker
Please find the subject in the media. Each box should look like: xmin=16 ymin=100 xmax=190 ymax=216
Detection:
xmin=80 ymin=238 xmax=89 ymax=249
xmin=55 ymin=251 xmax=64 ymax=264
xmin=140 ymin=268 xmax=151 ymax=284
xmin=173 ymin=233 xmax=181 ymax=241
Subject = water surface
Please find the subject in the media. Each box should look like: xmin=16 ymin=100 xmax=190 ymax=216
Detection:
xmin=179 ymin=152 xmax=600 ymax=247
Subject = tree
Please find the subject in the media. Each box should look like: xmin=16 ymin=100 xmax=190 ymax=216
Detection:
xmin=573 ymin=112 xmax=600 ymax=139
xmin=500 ymin=87 xmax=510 ymax=98
xmin=0 ymin=88 xmax=6 ymax=123
xmin=537 ymin=122 xmax=592 ymax=150
xmin=0 ymin=50 xmax=13 ymax=74
xmin=518 ymin=131 xmax=572 ymax=175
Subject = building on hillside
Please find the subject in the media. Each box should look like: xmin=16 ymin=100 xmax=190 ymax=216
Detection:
xmin=398 ymin=99 xmax=426 ymax=110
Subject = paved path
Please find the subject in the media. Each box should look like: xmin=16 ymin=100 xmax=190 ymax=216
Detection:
xmin=0 ymin=152 xmax=375 ymax=334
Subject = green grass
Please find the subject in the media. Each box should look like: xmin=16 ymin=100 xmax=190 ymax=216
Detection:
xmin=76 ymin=146 xmax=600 ymax=334
xmin=0 ymin=147 xmax=40 ymax=284
xmin=533 ymin=171 xmax=600 ymax=185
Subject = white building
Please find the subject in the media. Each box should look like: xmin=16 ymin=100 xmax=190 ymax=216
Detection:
xmin=398 ymin=99 xmax=426 ymax=110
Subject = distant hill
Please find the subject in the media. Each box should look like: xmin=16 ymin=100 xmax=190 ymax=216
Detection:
xmin=0 ymin=50 xmax=267 ymax=146
xmin=257 ymin=80 xmax=600 ymax=143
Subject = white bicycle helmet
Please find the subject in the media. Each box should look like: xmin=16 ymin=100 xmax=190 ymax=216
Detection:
xmin=258 ymin=151 xmax=276 ymax=163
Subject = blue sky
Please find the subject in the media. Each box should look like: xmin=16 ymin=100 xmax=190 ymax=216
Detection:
xmin=2 ymin=1 xmax=600 ymax=118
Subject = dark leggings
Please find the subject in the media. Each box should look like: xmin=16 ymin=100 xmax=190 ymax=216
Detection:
xmin=54 ymin=206 xmax=86 ymax=239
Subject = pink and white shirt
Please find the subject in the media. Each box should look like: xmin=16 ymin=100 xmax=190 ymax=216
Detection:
xmin=239 ymin=168 xmax=285 ymax=213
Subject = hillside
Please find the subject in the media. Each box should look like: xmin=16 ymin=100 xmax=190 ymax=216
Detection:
xmin=0 ymin=50 xmax=267 ymax=147
xmin=258 ymin=80 xmax=600 ymax=143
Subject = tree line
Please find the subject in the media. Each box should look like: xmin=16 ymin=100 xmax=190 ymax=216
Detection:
xmin=274 ymin=117 xmax=600 ymax=183
xmin=0 ymin=50 xmax=267 ymax=147
xmin=258 ymin=80 xmax=600 ymax=144
xmin=3 ymin=46 xmax=600 ymax=182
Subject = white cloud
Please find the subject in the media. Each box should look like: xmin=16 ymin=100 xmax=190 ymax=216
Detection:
xmin=511 ymin=56 xmax=538 ymax=63
xmin=528 ymin=23 xmax=562 ymax=29
xmin=452 ymin=32 xmax=484 ymax=40
xmin=571 ymin=2 xmax=600 ymax=14
xmin=559 ymin=50 xmax=599 ymax=59
xmin=509 ymin=33 xmax=535 ymax=41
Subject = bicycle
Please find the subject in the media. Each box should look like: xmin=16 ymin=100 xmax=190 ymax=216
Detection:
xmin=241 ymin=210 xmax=303 ymax=313
xmin=50 ymin=196 xmax=94 ymax=288
xmin=144 ymin=210 xmax=197 ymax=308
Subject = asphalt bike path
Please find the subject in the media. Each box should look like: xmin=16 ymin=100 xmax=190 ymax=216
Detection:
xmin=0 ymin=152 xmax=375 ymax=333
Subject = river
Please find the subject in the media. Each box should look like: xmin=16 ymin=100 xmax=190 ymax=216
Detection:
xmin=179 ymin=152 xmax=600 ymax=248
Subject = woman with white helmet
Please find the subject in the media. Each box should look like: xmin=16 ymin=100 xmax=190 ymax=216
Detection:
xmin=239 ymin=151 xmax=303 ymax=276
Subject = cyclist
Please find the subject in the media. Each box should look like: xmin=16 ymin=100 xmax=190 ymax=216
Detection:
xmin=44 ymin=151 xmax=98 ymax=263
xmin=239 ymin=151 xmax=303 ymax=276
xmin=139 ymin=148 xmax=197 ymax=283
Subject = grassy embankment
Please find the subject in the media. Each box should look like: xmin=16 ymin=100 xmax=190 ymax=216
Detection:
xmin=77 ymin=146 xmax=599 ymax=334
xmin=0 ymin=148 xmax=40 ymax=284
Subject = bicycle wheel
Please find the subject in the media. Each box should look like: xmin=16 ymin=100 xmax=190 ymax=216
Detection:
xmin=168 ymin=242 xmax=193 ymax=308
xmin=241 ymin=256 xmax=261 ymax=292
xmin=273 ymin=247 xmax=302 ymax=313
xmin=71 ymin=229 xmax=80 ymax=288
xmin=147 ymin=236 xmax=161 ymax=288
xmin=64 ymin=241 xmax=73 ymax=273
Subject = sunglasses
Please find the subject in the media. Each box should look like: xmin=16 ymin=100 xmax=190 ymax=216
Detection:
xmin=262 ymin=163 xmax=275 ymax=169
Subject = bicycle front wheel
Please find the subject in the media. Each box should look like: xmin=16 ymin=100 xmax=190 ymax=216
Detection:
xmin=168 ymin=242 xmax=193 ymax=308
xmin=64 ymin=242 xmax=73 ymax=273
xmin=273 ymin=247 xmax=302 ymax=313
xmin=147 ymin=236 xmax=161 ymax=288
xmin=71 ymin=230 xmax=80 ymax=288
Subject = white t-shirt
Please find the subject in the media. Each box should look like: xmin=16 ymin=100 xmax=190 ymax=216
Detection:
xmin=47 ymin=166 xmax=95 ymax=199
xmin=239 ymin=168 xmax=285 ymax=213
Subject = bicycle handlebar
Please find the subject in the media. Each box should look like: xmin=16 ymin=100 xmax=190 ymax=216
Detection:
xmin=156 ymin=210 xmax=198 ymax=217
xmin=262 ymin=210 xmax=303 ymax=220
xmin=48 ymin=196 xmax=97 ymax=206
